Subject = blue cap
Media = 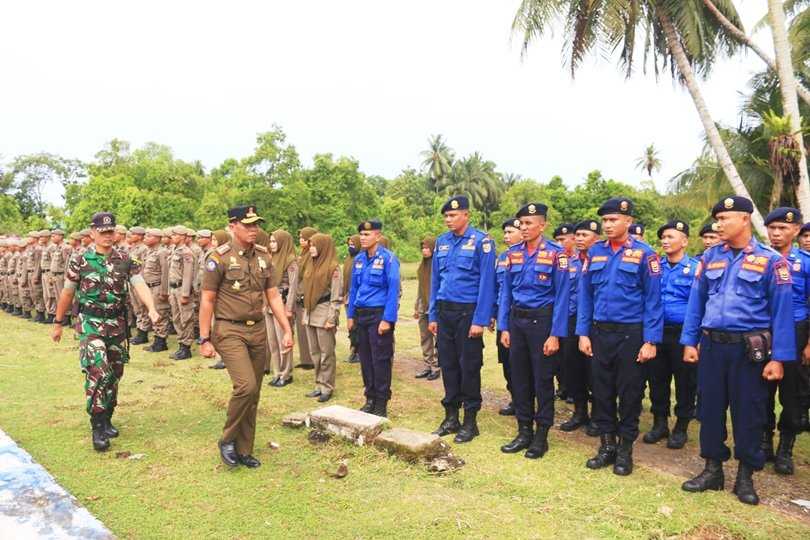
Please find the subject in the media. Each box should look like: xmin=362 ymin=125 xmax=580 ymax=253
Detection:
xmin=711 ymin=196 xmax=754 ymax=218
xmin=597 ymin=197 xmax=634 ymax=216
xmin=801 ymin=223 xmax=810 ymax=234
xmin=502 ymin=218 xmax=521 ymax=231
xmin=516 ymin=202 xmax=548 ymax=218
xmin=553 ymin=223 xmax=575 ymax=237
xmin=764 ymin=207 xmax=802 ymax=226
xmin=699 ymin=222 xmax=718 ymax=237
xmin=575 ymin=220 xmax=601 ymax=234
xmin=657 ymin=220 xmax=689 ymax=239
xmin=630 ymin=223 xmax=645 ymax=236
xmin=441 ymin=195 xmax=469 ymax=214
xmin=358 ymin=219 xmax=383 ymax=232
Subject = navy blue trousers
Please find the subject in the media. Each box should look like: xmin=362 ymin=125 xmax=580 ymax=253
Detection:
xmin=647 ymin=324 xmax=697 ymax=419
xmin=356 ymin=308 xmax=394 ymax=402
xmin=509 ymin=313 xmax=555 ymax=426
xmin=437 ymin=304 xmax=483 ymax=412
xmin=496 ymin=330 xmax=513 ymax=396
xmin=766 ymin=321 xmax=807 ymax=434
xmin=563 ymin=315 xmax=590 ymax=402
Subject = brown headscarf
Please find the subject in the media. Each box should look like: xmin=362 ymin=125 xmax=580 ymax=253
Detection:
xmin=212 ymin=229 xmax=229 ymax=247
xmin=379 ymin=235 xmax=391 ymax=249
xmin=303 ymin=233 xmax=339 ymax=312
xmin=255 ymin=228 xmax=270 ymax=248
xmin=342 ymin=234 xmax=361 ymax=297
xmin=270 ymin=229 xmax=296 ymax=287
xmin=417 ymin=235 xmax=435 ymax=308
xmin=297 ymin=226 xmax=319 ymax=282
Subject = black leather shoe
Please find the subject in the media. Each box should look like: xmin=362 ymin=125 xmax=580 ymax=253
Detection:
xmin=273 ymin=377 xmax=293 ymax=387
xmin=359 ymin=398 xmax=375 ymax=413
xmin=525 ymin=425 xmax=550 ymax=459
xmin=774 ymin=431 xmax=796 ymax=475
xmin=35 ymin=310 xmax=46 ymax=323
xmin=238 ymin=454 xmax=261 ymax=468
xmin=498 ymin=402 xmax=516 ymax=416
xmin=130 ymin=329 xmax=149 ymax=345
xmin=145 ymin=336 xmax=168 ymax=352
xmin=415 ymin=368 xmax=432 ymax=379
xmin=501 ymin=421 xmax=533 ymax=453
xmin=306 ymin=389 xmax=322 ymax=398
xmin=560 ymin=401 xmax=589 ymax=432
xmin=761 ymin=430 xmax=775 ymax=462
xmin=296 ymin=364 xmax=315 ymax=370
xmin=45 ymin=314 xmax=54 ymax=324
xmin=733 ymin=463 xmax=760 ymax=505
xmin=317 ymin=392 xmax=332 ymax=403
xmin=643 ymin=415 xmax=669 ymax=444
xmin=371 ymin=400 xmax=388 ymax=418
xmin=170 ymin=344 xmax=192 ymax=361
xmin=613 ymin=437 xmax=634 ymax=476
xmin=682 ymin=459 xmax=724 ymax=492
xmin=426 ymin=369 xmax=441 ymax=381
xmin=208 ymin=360 xmax=226 ymax=369
xmin=586 ymin=434 xmax=617 ymax=469
xmin=218 ymin=440 xmax=239 ymax=467
xmin=667 ymin=418 xmax=690 ymax=449
xmin=454 ymin=410 xmax=479 ymax=443
xmin=585 ymin=421 xmax=600 ymax=437
xmin=103 ymin=411 xmax=119 ymax=438
xmin=268 ymin=376 xmax=280 ymax=387
xmin=347 ymin=352 xmax=360 ymax=364
xmin=433 ymin=405 xmax=461 ymax=436
xmin=90 ymin=414 xmax=110 ymax=452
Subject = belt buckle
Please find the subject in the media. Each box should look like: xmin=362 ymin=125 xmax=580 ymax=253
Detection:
xmin=245 ymin=320 xmax=255 ymax=326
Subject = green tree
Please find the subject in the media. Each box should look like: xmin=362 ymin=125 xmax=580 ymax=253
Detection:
xmin=421 ymin=134 xmax=455 ymax=192
xmin=5 ymin=153 xmax=85 ymax=218
xmin=635 ymin=145 xmax=663 ymax=178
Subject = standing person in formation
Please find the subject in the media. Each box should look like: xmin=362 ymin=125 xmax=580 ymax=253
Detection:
xmin=552 ymin=223 xmax=577 ymax=401
xmin=0 ymin=240 xmax=8 ymax=312
xmin=199 ymin=206 xmax=293 ymax=468
xmin=643 ymin=221 xmax=698 ymax=449
xmin=577 ymin=197 xmax=663 ymax=476
xmin=10 ymin=240 xmax=23 ymax=315
xmin=38 ymin=230 xmax=54 ymax=324
xmin=142 ymin=229 xmax=171 ymax=353
xmin=342 ymin=234 xmax=361 ymax=364
xmin=495 ymin=219 xmax=523 ymax=416
xmin=799 ymin=222 xmax=810 ymax=252
xmin=195 ymin=230 xmax=213 ymax=330
xmin=414 ymin=235 xmax=440 ymax=381
xmin=80 ymin=229 xmax=93 ymax=251
xmin=629 ymin=224 xmax=645 ymax=243
xmin=20 ymin=232 xmax=37 ymax=319
xmin=207 ymin=229 xmax=230 ymax=370
xmin=51 ymin=212 xmax=159 ymax=452
xmin=188 ymin=230 xmax=206 ymax=340
xmin=48 ymin=230 xmax=70 ymax=325
xmin=498 ymin=204 xmax=570 ymax=459
xmin=31 ymin=231 xmax=46 ymax=323
xmin=761 ymin=208 xmax=810 ymax=475
xmin=429 ymin=196 xmax=496 ymax=443
xmin=266 ymin=229 xmax=298 ymax=387
xmin=295 ymin=227 xmax=318 ymax=370
xmin=168 ymin=226 xmax=195 ymax=360
xmin=699 ymin=223 xmax=721 ymax=253
xmin=347 ymin=220 xmax=401 ymax=417
xmin=127 ymin=227 xmax=151 ymax=345
xmin=302 ymin=233 xmax=342 ymax=403
xmin=681 ymin=197 xmax=795 ymax=505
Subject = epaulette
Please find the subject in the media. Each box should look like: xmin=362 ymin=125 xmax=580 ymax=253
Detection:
xmin=255 ymin=244 xmax=268 ymax=253
xmin=216 ymin=243 xmax=231 ymax=255
xmin=546 ymin=238 xmax=562 ymax=249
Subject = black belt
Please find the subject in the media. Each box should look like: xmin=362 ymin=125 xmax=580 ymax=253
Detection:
xmin=356 ymin=307 xmax=384 ymax=315
xmin=664 ymin=324 xmax=682 ymax=333
xmin=80 ymin=305 xmax=124 ymax=318
xmin=438 ymin=301 xmax=476 ymax=312
xmin=511 ymin=305 xmax=553 ymax=319
xmin=52 ymin=272 xmax=64 ymax=275
xmin=593 ymin=321 xmax=642 ymax=333
xmin=703 ymin=330 xmax=745 ymax=344
xmin=147 ymin=281 xmax=161 ymax=288
xmin=216 ymin=317 xmax=262 ymax=327
xmin=317 ymin=293 xmax=331 ymax=305
xmin=169 ymin=282 xmax=181 ymax=288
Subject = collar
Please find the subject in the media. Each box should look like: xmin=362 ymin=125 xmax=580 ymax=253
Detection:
xmin=522 ymin=238 xmax=547 ymax=254
xmin=231 ymin=238 xmax=254 ymax=257
xmin=721 ymin=237 xmax=756 ymax=254
xmin=603 ymin=236 xmax=634 ymax=249
xmin=788 ymin=246 xmax=800 ymax=260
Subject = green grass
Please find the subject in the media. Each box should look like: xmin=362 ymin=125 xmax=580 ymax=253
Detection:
xmin=1 ymin=268 xmax=808 ymax=539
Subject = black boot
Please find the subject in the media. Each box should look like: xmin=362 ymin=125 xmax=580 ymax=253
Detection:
xmin=500 ymin=421 xmax=533 ymax=454
xmin=613 ymin=437 xmax=634 ymax=476
xmin=667 ymin=417 xmax=690 ymax=449
xmin=454 ymin=410 xmax=479 ymax=443
xmin=560 ymin=401 xmax=589 ymax=432
xmin=35 ymin=310 xmax=46 ymax=323
xmin=732 ymin=463 xmax=760 ymax=505
xmin=103 ymin=410 xmax=119 ymax=438
xmin=130 ymin=329 xmax=149 ymax=345
xmin=170 ymin=344 xmax=192 ymax=360
xmin=774 ymin=431 xmax=796 ymax=476
xmin=359 ymin=397 xmax=375 ymax=413
xmin=498 ymin=402 xmax=515 ymax=416
xmin=643 ymin=415 xmax=669 ymax=444
xmin=433 ymin=405 xmax=461 ymax=436
xmin=145 ymin=336 xmax=168 ymax=352
xmin=525 ymin=425 xmax=550 ymax=459
xmin=90 ymin=414 xmax=110 ymax=452
xmin=586 ymin=434 xmax=617 ymax=469
xmin=682 ymin=459 xmax=724 ymax=492
xmin=22 ymin=309 xmax=31 ymax=319
xmin=585 ymin=420 xmax=600 ymax=437
xmin=64 ymin=315 xmax=72 ymax=327
xmin=371 ymin=400 xmax=388 ymax=418
xmin=45 ymin=314 xmax=54 ymax=324
xmin=798 ymin=409 xmax=810 ymax=432
xmin=761 ymin=430 xmax=775 ymax=462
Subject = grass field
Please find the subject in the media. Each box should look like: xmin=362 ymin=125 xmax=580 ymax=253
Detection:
xmin=1 ymin=262 xmax=809 ymax=539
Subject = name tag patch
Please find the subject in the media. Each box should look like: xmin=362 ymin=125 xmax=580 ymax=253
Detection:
xmin=590 ymin=256 xmax=608 ymax=263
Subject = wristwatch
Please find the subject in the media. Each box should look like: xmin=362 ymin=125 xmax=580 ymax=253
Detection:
xmin=199 ymin=336 xmax=211 ymax=345
xmin=53 ymin=319 xmax=64 ymax=326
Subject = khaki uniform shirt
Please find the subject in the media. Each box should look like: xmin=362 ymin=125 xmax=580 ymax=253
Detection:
xmin=168 ymin=245 xmax=194 ymax=297
xmin=143 ymin=245 xmax=170 ymax=295
xmin=303 ymin=268 xmax=342 ymax=328
xmin=50 ymin=243 xmax=72 ymax=274
xmin=202 ymin=240 xmax=272 ymax=322
xmin=40 ymin=243 xmax=53 ymax=273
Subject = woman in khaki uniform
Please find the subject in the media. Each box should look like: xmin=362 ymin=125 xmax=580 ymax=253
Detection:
xmin=342 ymin=234 xmax=362 ymax=363
xmin=414 ymin=235 xmax=439 ymax=380
xmin=295 ymin=227 xmax=318 ymax=369
xmin=267 ymin=229 xmax=298 ymax=387
xmin=302 ymin=233 xmax=342 ymax=402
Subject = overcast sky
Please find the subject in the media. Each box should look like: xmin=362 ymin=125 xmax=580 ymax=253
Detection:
xmin=1 ymin=1 xmax=774 ymax=203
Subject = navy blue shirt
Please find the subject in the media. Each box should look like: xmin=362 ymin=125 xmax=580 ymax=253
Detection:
xmin=786 ymin=247 xmax=810 ymax=323
xmin=660 ymin=254 xmax=699 ymax=325
xmin=567 ymin=252 xmax=584 ymax=318
xmin=347 ymin=245 xmax=400 ymax=323
xmin=493 ymin=250 xmax=509 ymax=320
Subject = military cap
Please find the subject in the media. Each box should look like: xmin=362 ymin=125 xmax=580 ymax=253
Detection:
xmin=764 ymin=207 xmax=802 ymax=227
xmin=630 ymin=223 xmax=645 ymax=237
xmin=18 ymin=239 xmax=28 ymax=247
xmin=699 ymin=222 xmax=718 ymax=237
xmin=69 ymin=232 xmax=82 ymax=240
xmin=358 ymin=219 xmax=382 ymax=232
xmin=39 ymin=229 xmax=50 ymax=236
xmin=440 ymin=195 xmax=469 ymax=214
xmin=51 ymin=229 xmax=65 ymax=236
xmin=91 ymin=212 xmax=117 ymax=232
xmin=575 ymin=220 xmax=602 ymax=234
xmin=129 ymin=226 xmax=146 ymax=235
xmin=171 ymin=225 xmax=190 ymax=236
xmin=196 ymin=229 xmax=212 ymax=238
xmin=502 ymin=218 xmax=521 ymax=231
xmin=145 ymin=228 xmax=163 ymax=237
xmin=553 ymin=223 xmax=575 ymax=237
xmin=801 ymin=223 xmax=810 ymax=235
xmin=597 ymin=197 xmax=634 ymax=217
xmin=0 ymin=239 xmax=6 ymax=247
xmin=114 ymin=224 xmax=127 ymax=234
xmin=516 ymin=202 xmax=548 ymax=218
xmin=657 ymin=220 xmax=690 ymax=239
xmin=228 ymin=205 xmax=264 ymax=224
xmin=27 ymin=231 xmax=38 ymax=238
xmin=711 ymin=196 xmax=754 ymax=218
xmin=79 ymin=228 xmax=91 ymax=237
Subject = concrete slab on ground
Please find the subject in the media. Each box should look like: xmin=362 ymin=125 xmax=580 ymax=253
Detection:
xmin=308 ymin=405 xmax=390 ymax=446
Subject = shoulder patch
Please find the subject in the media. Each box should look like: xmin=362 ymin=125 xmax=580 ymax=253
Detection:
xmin=216 ymin=243 xmax=231 ymax=255
xmin=648 ymin=254 xmax=661 ymax=276
xmin=206 ymin=259 xmax=218 ymax=272
xmin=694 ymin=260 xmax=703 ymax=278
xmin=255 ymin=244 xmax=268 ymax=253
xmin=482 ymin=240 xmax=492 ymax=253
xmin=558 ymin=253 xmax=568 ymax=270
xmin=775 ymin=260 xmax=792 ymax=285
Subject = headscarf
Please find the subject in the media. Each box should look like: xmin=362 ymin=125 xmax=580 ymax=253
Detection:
xmin=212 ymin=229 xmax=229 ymax=247
xmin=270 ymin=229 xmax=296 ymax=287
xmin=298 ymin=226 xmax=319 ymax=281
xmin=342 ymin=234 xmax=361 ymax=297
xmin=379 ymin=235 xmax=391 ymax=249
xmin=303 ymin=233 xmax=339 ymax=312
xmin=417 ymin=235 xmax=435 ymax=308
xmin=255 ymin=228 xmax=270 ymax=248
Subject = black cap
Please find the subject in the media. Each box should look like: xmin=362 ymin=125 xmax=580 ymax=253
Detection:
xmin=575 ymin=220 xmax=602 ymax=234
xmin=228 ymin=205 xmax=264 ymax=224
xmin=764 ymin=207 xmax=802 ymax=226
xmin=801 ymin=223 xmax=810 ymax=234
xmin=441 ymin=195 xmax=469 ymax=214
xmin=630 ymin=223 xmax=645 ymax=236
xmin=502 ymin=218 xmax=521 ymax=231
xmin=699 ymin=222 xmax=719 ymax=237
xmin=516 ymin=202 xmax=548 ymax=218
xmin=657 ymin=220 xmax=690 ymax=239
xmin=711 ymin=196 xmax=754 ymax=218
xmin=553 ymin=223 xmax=575 ymax=237
xmin=358 ymin=219 xmax=383 ymax=232
xmin=90 ymin=212 xmax=117 ymax=232
xmin=597 ymin=197 xmax=634 ymax=216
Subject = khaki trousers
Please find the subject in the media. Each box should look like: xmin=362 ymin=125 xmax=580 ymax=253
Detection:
xmin=50 ymin=272 xmax=64 ymax=314
xmin=295 ymin=303 xmax=313 ymax=367
xmin=214 ymin=321 xmax=267 ymax=456
xmin=417 ymin=312 xmax=438 ymax=369
xmin=149 ymin=286 xmax=171 ymax=338
xmin=169 ymin=288 xmax=195 ymax=346
xmin=306 ymin=325 xmax=336 ymax=393
xmin=266 ymin=311 xmax=293 ymax=381
xmin=32 ymin=276 xmax=44 ymax=312
xmin=41 ymin=272 xmax=53 ymax=314
xmin=131 ymin=286 xmax=151 ymax=332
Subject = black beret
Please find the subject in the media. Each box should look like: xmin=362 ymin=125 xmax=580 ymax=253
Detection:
xmin=441 ymin=195 xmax=469 ymax=214
xmin=630 ymin=223 xmax=645 ymax=236
xmin=711 ymin=196 xmax=753 ymax=218
xmin=801 ymin=223 xmax=810 ymax=234
xmin=699 ymin=222 xmax=719 ymax=237
xmin=575 ymin=220 xmax=602 ymax=234
xmin=597 ymin=197 xmax=634 ymax=216
xmin=358 ymin=219 xmax=383 ymax=232
xmin=764 ymin=207 xmax=802 ymax=226
xmin=657 ymin=220 xmax=690 ymax=239
xmin=228 ymin=205 xmax=264 ymax=224
xmin=502 ymin=218 xmax=521 ymax=231
xmin=516 ymin=202 xmax=548 ymax=218
xmin=90 ymin=212 xmax=117 ymax=232
xmin=553 ymin=223 xmax=575 ymax=237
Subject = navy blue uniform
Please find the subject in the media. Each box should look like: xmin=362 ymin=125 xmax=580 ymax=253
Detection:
xmin=498 ymin=239 xmax=570 ymax=427
xmin=495 ymin=250 xmax=512 ymax=397
xmin=347 ymin=245 xmax=400 ymax=404
xmin=563 ymin=252 xmax=589 ymax=403
xmin=430 ymin=227 xmax=496 ymax=412
xmin=576 ymin=238 xmax=663 ymax=440
xmin=680 ymin=239 xmax=796 ymax=470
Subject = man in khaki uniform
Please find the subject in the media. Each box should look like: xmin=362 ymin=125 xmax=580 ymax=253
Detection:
xmin=188 ymin=231 xmax=204 ymax=338
xmin=113 ymin=225 xmax=128 ymax=253
xmin=30 ymin=231 xmax=46 ymax=322
xmin=49 ymin=230 xmax=71 ymax=326
xmin=10 ymin=240 xmax=23 ymax=315
xmin=127 ymin=227 xmax=151 ymax=345
xmin=0 ymin=240 xmax=8 ymax=311
xmin=142 ymin=228 xmax=171 ymax=352
xmin=200 ymin=205 xmax=293 ymax=468
xmin=19 ymin=232 xmax=37 ymax=319
xmin=38 ymin=230 xmax=54 ymax=323
xmin=168 ymin=226 xmax=195 ymax=360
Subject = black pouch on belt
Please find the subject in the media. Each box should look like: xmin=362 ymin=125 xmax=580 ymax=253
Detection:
xmin=743 ymin=331 xmax=771 ymax=364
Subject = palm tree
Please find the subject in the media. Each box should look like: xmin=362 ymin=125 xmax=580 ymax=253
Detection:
xmin=512 ymin=0 xmax=767 ymax=236
xmin=635 ymin=145 xmax=663 ymax=178
xmin=420 ymin=135 xmax=454 ymax=193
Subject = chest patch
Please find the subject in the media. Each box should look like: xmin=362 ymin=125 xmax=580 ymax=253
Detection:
xmin=591 ymin=255 xmax=608 ymax=264
xmin=707 ymin=261 xmax=727 ymax=271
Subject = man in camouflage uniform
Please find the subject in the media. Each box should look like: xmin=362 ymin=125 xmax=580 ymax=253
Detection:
xmin=142 ymin=228 xmax=171 ymax=352
xmin=127 ymin=227 xmax=151 ymax=345
xmin=51 ymin=212 xmax=158 ymax=452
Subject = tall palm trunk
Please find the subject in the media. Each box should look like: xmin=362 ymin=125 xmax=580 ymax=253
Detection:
xmin=768 ymin=0 xmax=810 ymax=218
xmin=658 ymin=11 xmax=767 ymax=236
